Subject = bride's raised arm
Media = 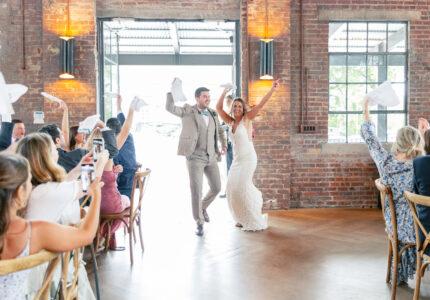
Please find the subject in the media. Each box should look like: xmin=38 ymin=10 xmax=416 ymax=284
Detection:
xmin=216 ymin=87 xmax=235 ymax=124
xmin=246 ymin=79 xmax=280 ymax=120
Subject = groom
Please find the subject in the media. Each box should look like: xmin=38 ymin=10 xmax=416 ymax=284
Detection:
xmin=166 ymin=86 xmax=227 ymax=236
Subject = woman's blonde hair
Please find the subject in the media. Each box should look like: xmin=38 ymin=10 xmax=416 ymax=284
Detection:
xmin=15 ymin=132 xmax=66 ymax=186
xmin=391 ymin=125 xmax=423 ymax=159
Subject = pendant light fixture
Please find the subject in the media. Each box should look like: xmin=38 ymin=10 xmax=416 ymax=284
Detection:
xmin=259 ymin=0 xmax=274 ymax=80
xmin=59 ymin=0 xmax=75 ymax=79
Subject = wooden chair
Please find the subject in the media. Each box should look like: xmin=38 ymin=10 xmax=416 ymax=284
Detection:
xmin=0 ymin=247 xmax=81 ymax=300
xmin=375 ymin=179 xmax=415 ymax=300
xmin=97 ymin=168 xmax=151 ymax=265
xmin=404 ymin=191 xmax=430 ymax=300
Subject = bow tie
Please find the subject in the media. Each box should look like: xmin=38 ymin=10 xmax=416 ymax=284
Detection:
xmin=199 ymin=109 xmax=210 ymax=116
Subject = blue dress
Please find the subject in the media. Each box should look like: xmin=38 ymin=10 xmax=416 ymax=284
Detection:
xmin=361 ymin=120 xmax=416 ymax=283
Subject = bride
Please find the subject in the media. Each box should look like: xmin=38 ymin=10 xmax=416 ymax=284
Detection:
xmin=216 ymin=80 xmax=280 ymax=231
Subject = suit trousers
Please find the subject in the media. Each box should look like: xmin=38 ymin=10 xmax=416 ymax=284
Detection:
xmin=186 ymin=156 xmax=221 ymax=225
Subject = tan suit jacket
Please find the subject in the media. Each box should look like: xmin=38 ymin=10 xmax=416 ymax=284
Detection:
xmin=165 ymin=93 xmax=227 ymax=160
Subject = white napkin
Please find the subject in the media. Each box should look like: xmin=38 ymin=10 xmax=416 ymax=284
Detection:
xmin=41 ymin=92 xmax=64 ymax=104
xmin=366 ymin=81 xmax=400 ymax=107
xmin=33 ymin=111 xmax=45 ymax=124
xmin=171 ymin=77 xmax=187 ymax=103
xmin=78 ymin=115 xmax=100 ymax=134
xmin=130 ymin=96 xmax=147 ymax=112
xmin=220 ymin=83 xmax=236 ymax=90
xmin=0 ymin=72 xmax=28 ymax=115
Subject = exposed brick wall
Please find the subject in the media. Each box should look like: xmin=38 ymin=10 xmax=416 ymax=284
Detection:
xmin=96 ymin=0 xmax=240 ymax=19
xmin=287 ymin=0 xmax=430 ymax=208
xmin=0 ymin=0 xmax=44 ymax=133
xmin=0 ymin=0 xmax=96 ymax=132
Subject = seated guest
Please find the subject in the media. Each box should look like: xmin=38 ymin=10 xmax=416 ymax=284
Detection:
xmin=11 ymin=119 xmax=25 ymax=143
xmin=361 ymin=97 xmax=423 ymax=284
xmin=0 ymin=153 xmax=105 ymax=300
xmin=69 ymin=125 xmax=86 ymax=150
xmin=15 ymin=132 xmax=107 ymax=299
xmin=413 ymin=119 xmax=430 ymax=254
xmin=87 ymin=127 xmax=129 ymax=250
xmin=107 ymin=95 xmax=138 ymax=198
xmin=39 ymin=124 xmax=87 ymax=173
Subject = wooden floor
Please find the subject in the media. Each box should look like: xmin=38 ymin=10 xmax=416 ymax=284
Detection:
xmin=87 ymin=202 xmax=430 ymax=300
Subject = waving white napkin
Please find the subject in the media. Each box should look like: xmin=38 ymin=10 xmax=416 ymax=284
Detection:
xmin=0 ymin=72 xmax=28 ymax=115
xmin=366 ymin=81 xmax=400 ymax=107
xmin=78 ymin=115 xmax=100 ymax=134
xmin=130 ymin=96 xmax=147 ymax=112
xmin=220 ymin=83 xmax=236 ymax=90
xmin=171 ymin=77 xmax=187 ymax=103
xmin=41 ymin=92 xmax=64 ymax=104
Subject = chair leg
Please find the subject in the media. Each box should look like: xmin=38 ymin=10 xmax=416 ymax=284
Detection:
xmin=386 ymin=241 xmax=393 ymax=283
xmin=90 ymin=244 xmax=101 ymax=300
xmin=391 ymin=245 xmax=399 ymax=300
xmin=414 ymin=255 xmax=422 ymax=300
xmin=129 ymin=225 xmax=134 ymax=265
xmin=137 ymin=216 xmax=144 ymax=252
xmin=105 ymin=223 xmax=112 ymax=252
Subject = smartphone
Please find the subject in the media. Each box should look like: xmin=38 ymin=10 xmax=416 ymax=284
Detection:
xmin=81 ymin=163 xmax=95 ymax=192
xmin=92 ymin=138 xmax=105 ymax=162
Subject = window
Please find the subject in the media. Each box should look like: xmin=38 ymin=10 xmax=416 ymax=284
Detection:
xmin=328 ymin=22 xmax=408 ymax=143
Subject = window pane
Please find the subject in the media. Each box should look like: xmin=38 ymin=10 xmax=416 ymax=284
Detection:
xmin=387 ymin=55 xmax=406 ymax=82
xmin=368 ymin=23 xmax=387 ymax=52
xmin=348 ymin=55 xmax=366 ymax=83
xmin=348 ymin=23 xmax=367 ymax=53
xmin=329 ymin=55 xmax=346 ymax=82
xmin=329 ymin=84 xmax=346 ymax=111
xmin=388 ymin=23 xmax=406 ymax=52
xmin=367 ymin=55 xmax=386 ymax=83
xmin=391 ymin=83 xmax=406 ymax=111
xmin=348 ymin=84 xmax=367 ymax=111
xmin=329 ymin=23 xmax=347 ymax=52
xmin=347 ymin=114 xmax=363 ymax=143
xmin=328 ymin=114 xmax=346 ymax=143
xmin=387 ymin=114 xmax=406 ymax=142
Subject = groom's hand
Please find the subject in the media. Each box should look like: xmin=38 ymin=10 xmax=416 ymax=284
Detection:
xmin=221 ymin=146 xmax=227 ymax=155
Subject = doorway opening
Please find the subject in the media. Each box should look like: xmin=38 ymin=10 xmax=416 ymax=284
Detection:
xmin=97 ymin=19 xmax=240 ymax=228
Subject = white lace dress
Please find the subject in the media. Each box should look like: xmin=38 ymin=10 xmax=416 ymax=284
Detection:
xmin=226 ymin=120 xmax=268 ymax=231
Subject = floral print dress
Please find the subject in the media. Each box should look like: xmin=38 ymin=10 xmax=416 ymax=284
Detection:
xmin=361 ymin=120 xmax=416 ymax=283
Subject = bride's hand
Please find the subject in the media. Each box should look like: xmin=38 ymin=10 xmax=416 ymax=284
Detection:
xmin=272 ymin=79 xmax=281 ymax=90
xmin=221 ymin=146 xmax=227 ymax=155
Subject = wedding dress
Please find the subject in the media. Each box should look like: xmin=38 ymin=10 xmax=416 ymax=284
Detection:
xmin=226 ymin=120 xmax=268 ymax=231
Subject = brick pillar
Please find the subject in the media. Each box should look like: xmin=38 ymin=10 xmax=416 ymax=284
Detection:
xmin=42 ymin=0 xmax=97 ymax=127
xmin=241 ymin=0 xmax=291 ymax=209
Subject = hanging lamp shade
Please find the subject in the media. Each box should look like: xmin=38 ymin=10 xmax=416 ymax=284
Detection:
xmin=259 ymin=39 xmax=274 ymax=80
xmin=59 ymin=36 xmax=75 ymax=79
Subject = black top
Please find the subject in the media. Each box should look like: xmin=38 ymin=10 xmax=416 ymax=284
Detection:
xmin=413 ymin=155 xmax=430 ymax=253
xmin=57 ymin=148 xmax=87 ymax=173
xmin=0 ymin=122 xmax=13 ymax=151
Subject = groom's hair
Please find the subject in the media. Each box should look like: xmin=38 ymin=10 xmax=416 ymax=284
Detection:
xmin=195 ymin=87 xmax=209 ymax=98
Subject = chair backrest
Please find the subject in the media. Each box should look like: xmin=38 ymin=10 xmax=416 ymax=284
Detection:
xmin=0 ymin=250 xmax=60 ymax=300
xmin=375 ymin=179 xmax=398 ymax=241
xmin=129 ymin=168 xmax=151 ymax=218
xmin=404 ymin=191 xmax=430 ymax=253
xmin=0 ymin=246 xmax=83 ymax=300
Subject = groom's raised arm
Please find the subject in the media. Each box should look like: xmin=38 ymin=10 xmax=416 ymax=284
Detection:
xmin=165 ymin=92 xmax=185 ymax=118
